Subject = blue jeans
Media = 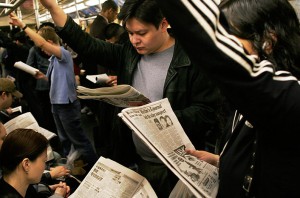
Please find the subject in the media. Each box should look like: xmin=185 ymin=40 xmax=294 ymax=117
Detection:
xmin=52 ymin=99 xmax=98 ymax=166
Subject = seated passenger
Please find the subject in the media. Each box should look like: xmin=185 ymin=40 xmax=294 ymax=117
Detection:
xmin=0 ymin=128 xmax=70 ymax=198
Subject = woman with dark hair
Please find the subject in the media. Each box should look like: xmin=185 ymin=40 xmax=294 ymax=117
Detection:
xmin=219 ymin=0 xmax=300 ymax=78
xmin=0 ymin=129 xmax=69 ymax=198
xmin=154 ymin=0 xmax=300 ymax=197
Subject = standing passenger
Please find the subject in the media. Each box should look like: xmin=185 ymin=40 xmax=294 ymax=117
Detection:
xmin=89 ymin=0 xmax=119 ymax=40
xmin=37 ymin=0 xmax=221 ymax=196
xmin=0 ymin=129 xmax=69 ymax=198
xmin=155 ymin=0 xmax=300 ymax=197
xmin=9 ymin=17 xmax=98 ymax=172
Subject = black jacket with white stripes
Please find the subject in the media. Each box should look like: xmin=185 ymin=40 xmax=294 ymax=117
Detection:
xmin=156 ymin=0 xmax=300 ymax=197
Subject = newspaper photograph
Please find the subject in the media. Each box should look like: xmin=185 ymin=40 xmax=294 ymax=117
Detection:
xmin=118 ymin=98 xmax=219 ymax=198
xmin=77 ymin=85 xmax=150 ymax=107
xmin=70 ymin=157 xmax=157 ymax=198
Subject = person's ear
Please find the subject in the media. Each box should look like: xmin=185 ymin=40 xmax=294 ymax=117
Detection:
xmin=21 ymin=158 xmax=30 ymax=174
xmin=262 ymin=31 xmax=277 ymax=55
xmin=47 ymin=40 xmax=54 ymax=45
xmin=262 ymin=40 xmax=273 ymax=55
xmin=0 ymin=92 xmax=6 ymax=99
xmin=161 ymin=18 xmax=169 ymax=31
xmin=108 ymin=8 xmax=114 ymax=14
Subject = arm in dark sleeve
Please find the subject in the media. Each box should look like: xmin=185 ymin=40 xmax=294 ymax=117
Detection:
xmin=40 ymin=172 xmax=53 ymax=184
xmin=56 ymin=16 xmax=123 ymax=72
xmin=156 ymin=0 xmax=300 ymax=133
xmin=174 ymin=71 xmax=221 ymax=149
xmin=26 ymin=46 xmax=36 ymax=67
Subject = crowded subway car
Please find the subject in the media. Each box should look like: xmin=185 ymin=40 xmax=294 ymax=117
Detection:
xmin=1 ymin=0 xmax=300 ymax=197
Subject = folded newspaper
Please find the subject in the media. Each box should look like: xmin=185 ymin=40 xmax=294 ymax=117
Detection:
xmin=86 ymin=74 xmax=109 ymax=84
xmin=69 ymin=157 xmax=157 ymax=198
xmin=118 ymin=98 xmax=219 ymax=198
xmin=14 ymin=61 xmax=39 ymax=75
xmin=77 ymin=85 xmax=151 ymax=108
xmin=4 ymin=112 xmax=57 ymax=161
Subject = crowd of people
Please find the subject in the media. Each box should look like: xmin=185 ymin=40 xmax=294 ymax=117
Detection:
xmin=1 ymin=0 xmax=300 ymax=197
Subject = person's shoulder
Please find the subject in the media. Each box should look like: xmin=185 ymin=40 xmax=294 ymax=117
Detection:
xmin=93 ymin=15 xmax=108 ymax=25
xmin=0 ymin=178 xmax=23 ymax=198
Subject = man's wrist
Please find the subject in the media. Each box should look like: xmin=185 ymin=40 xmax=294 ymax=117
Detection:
xmin=22 ymin=24 xmax=28 ymax=31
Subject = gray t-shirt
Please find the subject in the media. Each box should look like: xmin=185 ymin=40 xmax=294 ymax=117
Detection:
xmin=132 ymin=45 xmax=174 ymax=163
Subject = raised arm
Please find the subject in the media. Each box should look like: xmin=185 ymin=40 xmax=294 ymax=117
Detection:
xmin=155 ymin=0 xmax=300 ymax=131
xmin=39 ymin=0 xmax=67 ymax=27
xmin=9 ymin=13 xmax=62 ymax=59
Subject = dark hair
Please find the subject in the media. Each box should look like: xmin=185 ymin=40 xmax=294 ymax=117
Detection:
xmin=38 ymin=26 xmax=60 ymax=45
xmin=0 ymin=129 xmax=48 ymax=175
xmin=219 ymin=0 xmax=300 ymax=78
xmin=118 ymin=0 xmax=164 ymax=29
xmin=102 ymin=0 xmax=118 ymax=12
xmin=104 ymin=23 xmax=125 ymax=40
xmin=39 ymin=22 xmax=55 ymax=30
xmin=12 ymin=31 xmax=27 ymax=43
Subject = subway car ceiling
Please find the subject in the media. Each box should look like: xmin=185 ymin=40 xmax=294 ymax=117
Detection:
xmin=0 ymin=0 xmax=124 ymax=28
xmin=0 ymin=0 xmax=299 ymax=29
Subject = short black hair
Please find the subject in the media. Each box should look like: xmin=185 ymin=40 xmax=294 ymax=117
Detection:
xmin=39 ymin=22 xmax=55 ymax=30
xmin=104 ymin=23 xmax=125 ymax=40
xmin=12 ymin=31 xmax=27 ymax=43
xmin=118 ymin=0 xmax=164 ymax=29
xmin=102 ymin=0 xmax=118 ymax=12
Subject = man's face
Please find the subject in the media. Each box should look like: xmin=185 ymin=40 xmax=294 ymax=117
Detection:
xmin=0 ymin=123 xmax=7 ymax=149
xmin=0 ymin=92 xmax=13 ymax=110
xmin=126 ymin=18 xmax=166 ymax=55
xmin=107 ymin=8 xmax=118 ymax=23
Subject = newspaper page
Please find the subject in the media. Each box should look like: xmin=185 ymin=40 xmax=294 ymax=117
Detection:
xmin=132 ymin=179 xmax=157 ymax=198
xmin=118 ymin=98 xmax=219 ymax=198
xmin=14 ymin=61 xmax=39 ymax=75
xmin=69 ymin=157 xmax=157 ymax=198
xmin=4 ymin=112 xmax=56 ymax=140
xmin=77 ymin=85 xmax=150 ymax=108
xmin=4 ymin=112 xmax=56 ymax=161
xmin=86 ymin=73 xmax=109 ymax=84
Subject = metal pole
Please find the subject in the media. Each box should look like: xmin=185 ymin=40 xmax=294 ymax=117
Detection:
xmin=33 ymin=0 xmax=40 ymax=28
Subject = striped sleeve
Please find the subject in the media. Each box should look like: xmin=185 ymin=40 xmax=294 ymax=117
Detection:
xmin=157 ymin=0 xmax=300 ymax=131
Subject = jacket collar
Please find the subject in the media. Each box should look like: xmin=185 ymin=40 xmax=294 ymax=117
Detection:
xmin=171 ymin=40 xmax=191 ymax=68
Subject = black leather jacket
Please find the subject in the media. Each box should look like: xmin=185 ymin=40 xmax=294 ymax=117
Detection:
xmin=57 ymin=16 xmax=220 ymax=164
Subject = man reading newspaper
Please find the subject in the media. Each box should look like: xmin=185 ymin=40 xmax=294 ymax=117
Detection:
xmin=38 ymin=0 xmax=221 ymax=196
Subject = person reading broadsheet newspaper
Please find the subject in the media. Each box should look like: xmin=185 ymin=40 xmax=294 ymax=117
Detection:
xmin=69 ymin=157 xmax=157 ymax=198
xmin=118 ymin=98 xmax=219 ymax=198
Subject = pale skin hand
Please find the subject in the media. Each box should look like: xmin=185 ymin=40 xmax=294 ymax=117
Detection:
xmin=9 ymin=13 xmax=25 ymax=29
xmin=5 ymin=108 xmax=12 ymax=115
xmin=106 ymin=76 xmax=118 ymax=86
xmin=50 ymin=182 xmax=70 ymax=197
xmin=34 ymin=71 xmax=47 ymax=80
xmin=186 ymin=149 xmax=220 ymax=167
xmin=50 ymin=166 xmax=71 ymax=179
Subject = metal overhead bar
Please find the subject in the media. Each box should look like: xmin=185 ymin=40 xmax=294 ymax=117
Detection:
xmin=0 ymin=0 xmax=27 ymax=17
